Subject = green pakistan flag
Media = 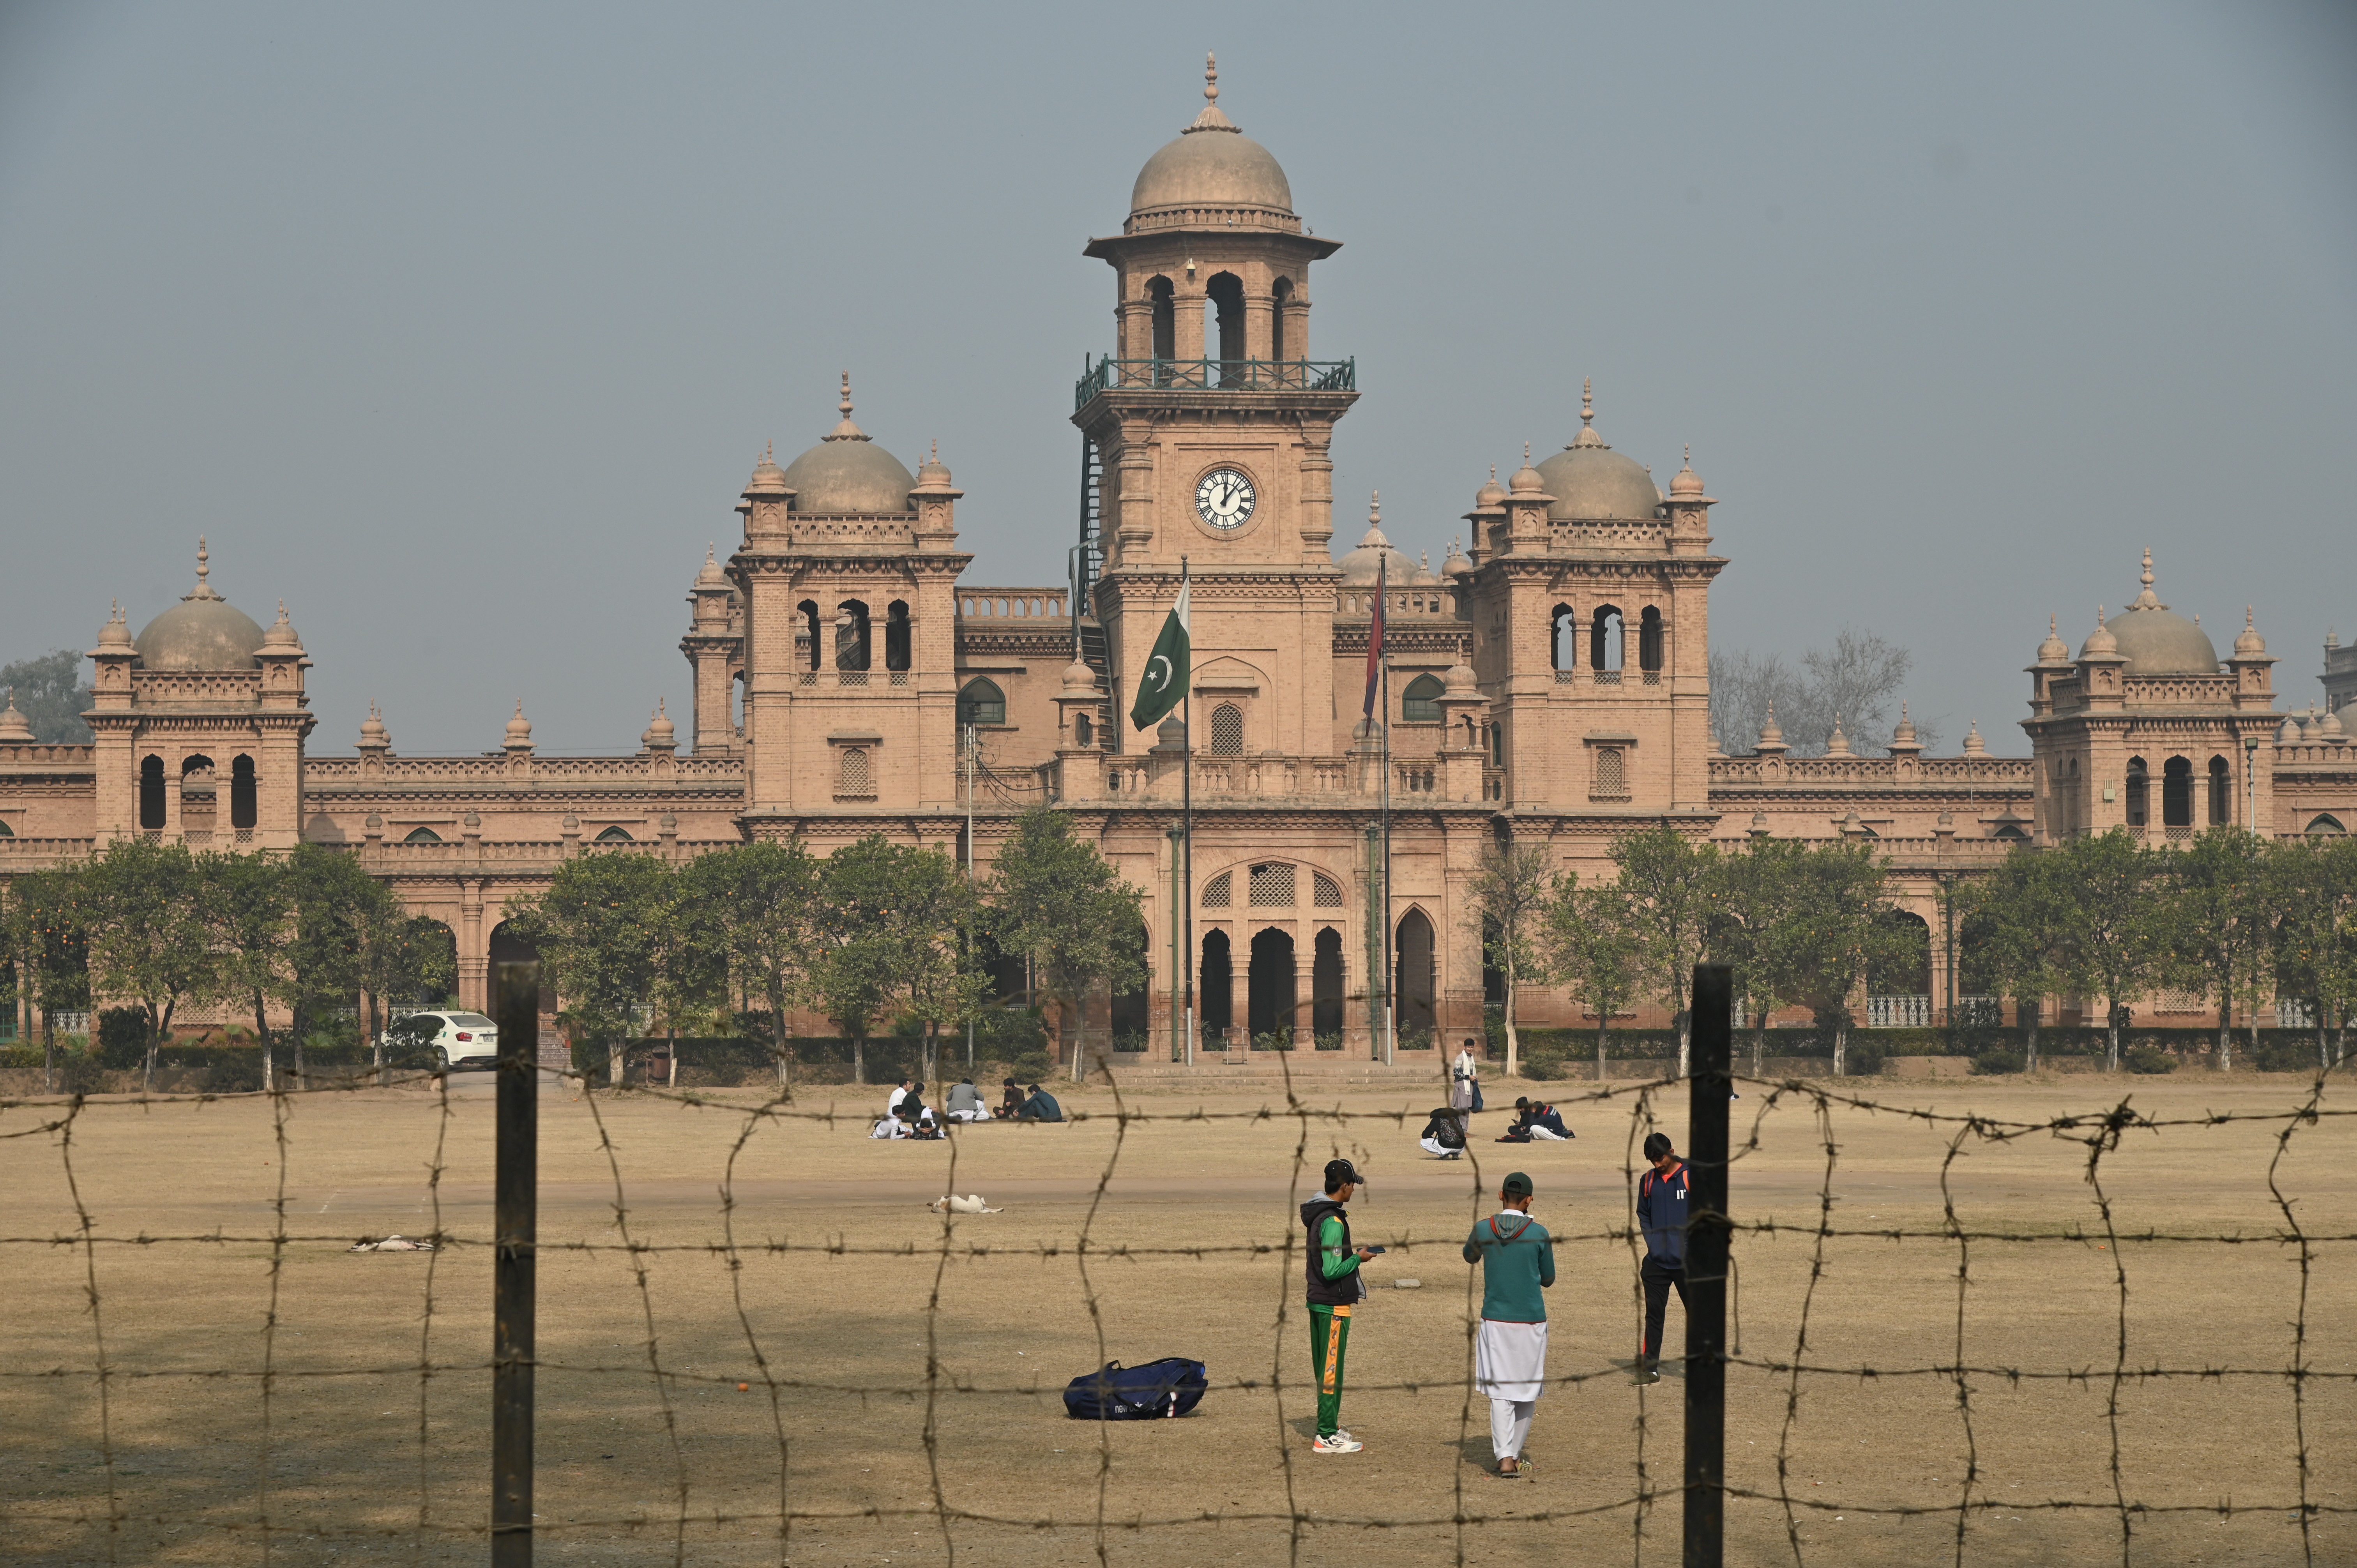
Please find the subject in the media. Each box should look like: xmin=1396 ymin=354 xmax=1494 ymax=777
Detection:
xmin=1128 ymin=575 xmax=1191 ymax=731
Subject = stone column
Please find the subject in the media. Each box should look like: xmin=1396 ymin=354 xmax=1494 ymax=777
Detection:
xmin=458 ymin=877 xmax=487 ymax=1014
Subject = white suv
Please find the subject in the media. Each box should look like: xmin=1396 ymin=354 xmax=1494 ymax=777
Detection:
xmin=387 ymin=1011 xmax=500 ymax=1070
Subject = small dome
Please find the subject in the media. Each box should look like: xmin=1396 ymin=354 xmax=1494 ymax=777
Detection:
xmin=1890 ymin=703 xmax=1921 ymax=751
xmin=136 ymin=539 xmax=268 ymax=672
xmin=744 ymin=443 xmax=790 ymax=496
xmin=2106 ymin=552 xmax=2217 ymax=674
xmin=2080 ymin=609 xmax=2119 ymax=659
xmin=504 ymin=701 xmax=533 ymax=747
xmin=1336 ymin=495 xmax=1416 ymax=585
xmin=1756 ymin=700 xmax=1787 ymax=752
xmin=694 ymin=545 xmax=729 ymax=590
xmin=1442 ymin=537 xmax=1474 ymax=577
xmin=261 ymin=600 xmax=301 ymax=649
xmin=1963 ymin=721 xmax=1988 ymax=756
xmin=1824 ymin=713 xmax=1855 ymax=758
xmin=1130 ymin=56 xmax=1293 ymax=216
xmin=1061 ymin=658 xmax=1100 ymax=692
xmin=1444 ymin=652 xmax=1477 ymax=692
xmin=2037 ymin=614 xmax=2070 ymax=663
xmin=2279 ymin=715 xmax=2302 ymax=745
xmin=915 ymin=439 xmax=954 ymax=488
xmin=1534 ymin=383 xmax=1662 ymax=523
xmin=1668 ymin=446 xmax=1705 ymax=499
xmin=778 ymin=374 xmax=917 ymax=513
xmin=2233 ymin=606 xmax=2267 ymax=657
xmin=1473 ymin=468 xmax=1506 ymax=508
xmin=1509 ymin=445 xmax=1546 ymax=495
xmin=0 ymin=689 xmax=32 ymax=743
xmin=358 ymin=701 xmax=390 ymax=749
xmin=642 ymin=699 xmax=676 ymax=748
xmin=2321 ymin=707 xmax=2347 ymax=743
xmin=97 ymin=602 xmax=133 ymax=648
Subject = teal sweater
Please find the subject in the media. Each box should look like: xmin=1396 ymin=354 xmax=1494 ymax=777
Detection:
xmin=1463 ymin=1210 xmax=1555 ymax=1322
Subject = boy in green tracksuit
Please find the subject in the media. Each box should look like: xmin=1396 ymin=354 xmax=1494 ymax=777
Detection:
xmin=1300 ymin=1157 xmax=1378 ymax=1454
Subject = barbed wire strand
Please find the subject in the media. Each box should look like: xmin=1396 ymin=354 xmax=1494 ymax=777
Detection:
xmin=2264 ymin=1073 xmax=2325 ymax=1566
xmin=256 ymin=1082 xmax=294 ymax=1568
xmin=56 ymin=1097 xmax=121 ymax=1565
xmin=2083 ymin=1098 xmax=2135 ymax=1567
xmin=1936 ymin=1119 xmax=1981 ymax=1566
xmin=922 ymin=1095 xmax=964 ymax=1568
xmin=1624 ymin=1082 xmax=1663 ymax=1568
xmin=716 ymin=1092 xmax=798 ymax=1568
xmin=412 ymin=1068 xmax=453 ymax=1568
xmin=1775 ymin=1091 xmax=1840 ymax=1565
xmin=1076 ymin=1064 xmax=1134 ymax=1568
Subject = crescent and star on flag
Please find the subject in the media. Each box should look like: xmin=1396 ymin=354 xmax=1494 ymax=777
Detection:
xmin=1129 ymin=565 xmax=1193 ymax=731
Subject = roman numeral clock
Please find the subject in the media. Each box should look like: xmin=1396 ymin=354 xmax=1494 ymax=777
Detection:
xmin=1194 ymin=468 xmax=1256 ymax=531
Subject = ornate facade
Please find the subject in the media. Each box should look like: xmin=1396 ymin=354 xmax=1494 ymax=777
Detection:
xmin=3 ymin=60 xmax=2350 ymax=1048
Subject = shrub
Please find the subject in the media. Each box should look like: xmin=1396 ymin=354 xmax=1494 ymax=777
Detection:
xmin=2124 ymin=1044 xmax=2178 ymax=1075
xmin=1970 ymin=1047 xmax=2027 ymax=1075
xmin=1253 ymin=1029 xmax=1295 ymax=1052
xmin=57 ymin=1053 xmax=106 ymax=1094
xmin=205 ymin=1052 xmax=264 ymax=1093
xmin=2251 ymin=1038 xmax=2323 ymax=1074
xmin=1843 ymin=1039 xmax=1890 ymax=1076
xmin=973 ymin=1009 xmax=1048 ymax=1057
xmin=96 ymin=1007 xmax=148 ymax=1069
xmin=0 ymin=1044 xmax=44 ymax=1070
xmin=1007 ymin=1049 xmax=1053 ymax=1084
xmin=1313 ymin=1031 xmax=1345 ymax=1052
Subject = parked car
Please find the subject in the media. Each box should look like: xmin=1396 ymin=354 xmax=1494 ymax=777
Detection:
xmin=382 ymin=1011 xmax=500 ymax=1070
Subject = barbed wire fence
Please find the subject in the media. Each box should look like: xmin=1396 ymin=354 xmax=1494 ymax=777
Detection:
xmin=3 ymin=961 xmax=2352 ymax=1566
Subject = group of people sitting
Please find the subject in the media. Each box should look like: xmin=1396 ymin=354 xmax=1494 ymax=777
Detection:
xmin=1417 ymin=1095 xmax=1574 ymax=1157
xmin=869 ymin=1076 xmax=1065 ymax=1138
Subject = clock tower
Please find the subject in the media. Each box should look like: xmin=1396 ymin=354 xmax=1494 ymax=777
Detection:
xmin=1076 ymin=55 xmax=1356 ymax=757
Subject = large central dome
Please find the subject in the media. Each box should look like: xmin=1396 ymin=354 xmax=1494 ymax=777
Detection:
xmin=775 ymin=374 xmax=916 ymax=514
xmin=1533 ymin=383 xmax=1663 ymax=523
xmin=136 ymin=539 xmax=268 ymax=672
xmin=2101 ymin=551 xmax=2219 ymax=674
xmin=1129 ymin=55 xmax=1293 ymax=217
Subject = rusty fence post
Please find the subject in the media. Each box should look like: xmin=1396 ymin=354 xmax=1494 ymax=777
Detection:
xmin=493 ymin=961 xmax=539 ymax=1566
xmin=1684 ymin=962 xmax=1732 ymax=1568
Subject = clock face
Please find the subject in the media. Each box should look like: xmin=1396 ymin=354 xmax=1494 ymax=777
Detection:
xmin=1194 ymin=467 xmax=1256 ymax=531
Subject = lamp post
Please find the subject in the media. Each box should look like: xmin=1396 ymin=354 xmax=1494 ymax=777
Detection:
xmin=2244 ymin=735 xmax=2260 ymax=838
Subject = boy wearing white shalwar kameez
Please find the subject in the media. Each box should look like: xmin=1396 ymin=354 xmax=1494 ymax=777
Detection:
xmin=1462 ymin=1171 xmax=1556 ymax=1478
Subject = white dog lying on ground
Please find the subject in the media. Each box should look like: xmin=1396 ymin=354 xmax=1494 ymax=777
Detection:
xmin=926 ymin=1194 xmax=1002 ymax=1214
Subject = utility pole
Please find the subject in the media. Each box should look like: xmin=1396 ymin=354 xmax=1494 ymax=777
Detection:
xmin=964 ymin=721 xmax=976 ymax=1069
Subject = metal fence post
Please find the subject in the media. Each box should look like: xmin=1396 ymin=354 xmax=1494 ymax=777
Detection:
xmin=493 ymin=961 xmax=540 ymax=1566
xmin=1684 ymin=962 xmax=1732 ymax=1568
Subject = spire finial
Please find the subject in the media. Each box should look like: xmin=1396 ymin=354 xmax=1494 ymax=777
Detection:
xmin=838 ymin=371 xmax=852 ymax=420
xmin=930 ymin=437 xmax=938 ymax=463
xmin=1489 ymin=463 xmax=1497 ymax=482
xmin=2141 ymin=547 xmax=2153 ymax=589
xmin=2050 ymin=613 xmax=2058 ymax=634
xmin=1204 ymin=51 xmax=1217 ymax=104
xmin=1369 ymin=489 xmax=1380 ymax=525
xmin=2246 ymin=604 xmax=2255 ymax=630
xmin=1523 ymin=441 xmax=1531 ymax=463
xmin=1683 ymin=443 xmax=1691 ymax=466
xmin=1581 ymin=378 xmax=1594 ymax=427
xmin=197 ymin=535 xmax=208 ymax=584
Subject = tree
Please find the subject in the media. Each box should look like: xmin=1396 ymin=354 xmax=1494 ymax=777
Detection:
xmin=2050 ymin=829 xmax=2170 ymax=1072
xmin=282 ymin=846 xmax=395 ymax=1077
xmin=673 ymin=840 xmax=822 ymax=1088
xmin=1708 ymin=838 xmax=1807 ymax=1076
xmin=0 ymin=649 xmax=94 ymax=744
xmin=203 ymin=853 xmax=295 ymax=1091
xmin=1611 ymin=825 xmax=1721 ymax=1075
xmin=357 ymin=911 xmax=458 ymax=1084
xmin=81 ymin=838 xmax=216 ymax=1090
xmin=8 ymin=871 xmax=91 ymax=1088
xmin=2267 ymin=836 xmax=2357 ymax=1071
xmin=504 ymin=853 xmax=673 ymax=1089
xmin=2164 ymin=828 xmax=2273 ymax=1070
xmin=1543 ymin=874 xmax=1643 ymax=1082
xmin=1772 ymin=842 xmax=1918 ymax=1077
xmin=1709 ymin=629 xmax=1937 ymax=757
xmin=1961 ymin=846 xmax=2073 ymax=1070
xmin=984 ymin=809 xmax=1146 ymax=1081
xmin=1463 ymin=840 xmax=1552 ymax=1079
xmin=810 ymin=836 xmax=984 ymax=1086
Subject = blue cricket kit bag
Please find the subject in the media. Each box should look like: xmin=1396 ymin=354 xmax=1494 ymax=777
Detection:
xmin=1062 ymin=1358 xmax=1209 ymax=1420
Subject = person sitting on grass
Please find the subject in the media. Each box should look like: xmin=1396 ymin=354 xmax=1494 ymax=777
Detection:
xmin=869 ymin=1109 xmax=909 ymax=1140
xmin=945 ymin=1077 xmax=988 ymax=1123
xmin=997 ymin=1077 xmax=1026 ymax=1119
xmin=886 ymin=1077 xmax=915 ymax=1123
xmin=1496 ymin=1097 xmax=1573 ymax=1143
xmin=1419 ymin=1106 xmax=1468 ymax=1160
xmin=1016 ymin=1083 xmax=1064 ymax=1122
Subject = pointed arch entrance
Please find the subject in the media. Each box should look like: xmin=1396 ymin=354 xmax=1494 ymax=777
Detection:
xmin=1248 ymin=927 xmax=1296 ymax=1045
xmin=1395 ymin=909 xmax=1436 ymax=1042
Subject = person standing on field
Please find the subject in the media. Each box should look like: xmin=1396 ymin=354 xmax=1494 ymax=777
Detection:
xmin=1451 ymin=1040 xmax=1481 ymax=1112
xmin=1464 ymin=1171 xmax=1555 ymax=1478
xmin=1301 ymin=1158 xmax=1378 ymax=1454
xmin=1635 ymin=1132 xmax=1690 ymax=1383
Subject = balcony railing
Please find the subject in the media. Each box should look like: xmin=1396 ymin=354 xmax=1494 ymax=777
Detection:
xmin=1866 ymin=994 xmax=1933 ymax=1028
xmin=1075 ymin=355 xmax=1356 ymax=408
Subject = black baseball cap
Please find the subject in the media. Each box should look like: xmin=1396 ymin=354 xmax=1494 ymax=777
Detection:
xmin=1502 ymin=1171 xmax=1533 ymax=1199
xmin=1323 ymin=1158 xmax=1362 ymax=1192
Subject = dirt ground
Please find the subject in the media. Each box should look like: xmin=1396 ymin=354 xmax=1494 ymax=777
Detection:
xmin=3 ymin=1065 xmax=2352 ymax=1568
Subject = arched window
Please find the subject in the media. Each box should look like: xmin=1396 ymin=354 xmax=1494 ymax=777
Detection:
xmin=2124 ymin=757 xmax=2149 ymax=827
xmin=1592 ymin=747 xmax=1627 ymax=799
xmin=1200 ymin=871 xmax=1232 ymax=908
xmin=837 ymin=747 xmax=872 ymax=798
xmin=1591 ymin=606 xmax=1624 ymax=671
xmin=1401 ymin=674 xmax=1445 ymax=724
xmin=884 ymin=601 xmax=911 ymax=671
xmin=0 ymin=819 xmax=12 ymax=837
xmin=595 ymin=826 xmax=633 ymax=842
xmin=1312 ymin=926 xmax=1344 ymax=1041
xmin=1147 ymin=275 xmax=1175 ymax=363
xmin=230 ymin=755 xmax=257 ymax=830
xmin=1551 ymin=604 xmax=1576 ymax=670
xmin=1248 ymin=927 xmax=1297 ymax=1042
xmin=1200 ymin=929 xmax=1233 ymax=1044
xmin=2161 ymin=757 xmax=2193 ymax=828
xmin=798 ymin=600 xmax=822 ymax=671
xmin=1248 ymin=863 xmax=1297 ymax=907
xmin=834 ymin=601 xmax=871 ymax=671
xmin=1271 ymin=276 xmax=1293 ymax=363
xmin=958 ymin=679 xmax=1005 ymax=727
xmin=1074 ymin=712 xmax=1093 ymax=748
xmin=1206 ymin=272 xmax=1245 ymax=378
xmin=1638 ymin=607 xmax=1664 ymax=673
xmin=1394 ymin=909 xmax=1436 ymax=1037
xmin=1210 ymin=702 xmax=1244 ymax=755
xmin=139 ymin=755 xmax=166 ymax=830
xmin=403 ymin=826 xmax=443 ymax=844
xmin=2208 ymin=755 xmax=2232 ymax=826
xmin=2308 ymin=814 xmax=2346 ymax=837
xmin=1312 ymin=871 xmax=1344 ymax=908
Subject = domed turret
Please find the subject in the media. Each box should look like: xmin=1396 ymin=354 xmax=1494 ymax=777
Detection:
xmin=777 ymin=374 xmax=917 ymax=512
xmin=1509 ymin=444 xmax=1546 ymax=496
xmin=1474 ymin=468 xmax=1506 ymax=509
xmin=358 ymin=701 xmax=391 ymax=751
xmin=0 ymin=689 xmax=33 ymax=743
xmin=1668 ymin=445 xmax=1706 ymax=500
xmin=2080 ymin=607 xmax=2118 ymax=660
xmin=2105 ymin=550 xmax=2218 ymax=674
xmin=97 ymin=602 xmax=133 ymax=650
xmin=1533 ymin=382 xmax=1662 ymax=523
xmin=1755 ymin=701 xmax=1788 ymax=756
xmin=1336 ymin=493 xmax=1416 ymax=584
xmin=1062 ymin=657 xmax=1101 ymax=692
xmin=136 ymin=538 xmax=269 ymax=672
xmin=2037 ymin=614 xmax=2070 ymax=664
xmin=2321 ymin=707 xmax=2348 ymax=744
xmin=2234 ymin=606 xmax=2267 ymax=657
xmin=693 ymin=544 xmax=729 ymax=591
xmin=1129 ymin=55 xmax=1293 ymax=219
xmin=915 ymin=439 xmax=954 ymax=489
xmin=261 ymin=600 xmax=301 ymax=650
xmin=1963 ymin=721 xmax=1988 ymax=756
xmin=2279 ymin=715 xmax=2302 ymax=745
xmin=641 ymin=699 xmax=676 ymax=752
xmin=1824 ymin=712 xmax=1855 ymax=758
xmin=503 ymin=701 xmax=534 ymax=752
xmin=1442 ymin=537 xmax=1474 ymax=577
xmin=744 ymin=442 xmax=790 ymax=497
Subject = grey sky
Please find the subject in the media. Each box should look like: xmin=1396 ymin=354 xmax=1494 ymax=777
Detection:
xmin=3 ymin=2 xmax=2350 ymax=757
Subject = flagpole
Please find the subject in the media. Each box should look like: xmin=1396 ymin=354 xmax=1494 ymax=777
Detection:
xmin=1379 ymin=556 xmax=1395 ymax=1066
xmin=1180 ymin=557 xmax=1194 ymax=1070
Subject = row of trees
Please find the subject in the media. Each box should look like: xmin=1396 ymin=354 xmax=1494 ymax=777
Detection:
xmin=1475 ymin=823 xmax=2357 ymax=1079
xmin=504 ymin=810 xmax=1145 ymax=1086
xmin=0 ymin=839 xmax=455 ymax=1089
xmin=1963 ymin=827 xmax=2357 ymax=1071
xmin=1477 ymin=826 xmax=1924 ymax=1080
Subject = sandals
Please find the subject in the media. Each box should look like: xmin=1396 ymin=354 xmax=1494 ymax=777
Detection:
xmin=1495 ymin=1457 xmax=1529 ymax=1480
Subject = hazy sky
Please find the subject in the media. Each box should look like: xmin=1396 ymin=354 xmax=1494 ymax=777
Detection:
xmin=3 ymin=2 xmax=2351 ymax=756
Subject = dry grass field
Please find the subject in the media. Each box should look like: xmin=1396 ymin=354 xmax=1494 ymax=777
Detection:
xmin=3 ymin=1063 xmax=2352 ymax=1568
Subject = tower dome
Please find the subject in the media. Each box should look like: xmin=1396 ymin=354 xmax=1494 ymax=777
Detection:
xmin=1336 ymin=494 xmax=1415 ymax=584
xmin=136 ymin=538 xmax=269 ymax=672
xmin=1533 ymin=381 xmax=1663 ymax=523
xmin=2106 ymin=550 xmax=2218 ymax=674
xmin=1129 ymin=55 xmax=1293 ymax=218
xmin=777 ymin=374 xmax=917 ymax=513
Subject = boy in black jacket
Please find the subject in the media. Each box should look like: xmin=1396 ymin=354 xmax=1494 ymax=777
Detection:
xmin=1635 ymin=1132 xmax=1690 ymax=1381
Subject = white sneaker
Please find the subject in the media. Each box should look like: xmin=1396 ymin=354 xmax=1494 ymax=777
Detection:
xmin=1311 ymin=1434 xmax=1363 ymax=1454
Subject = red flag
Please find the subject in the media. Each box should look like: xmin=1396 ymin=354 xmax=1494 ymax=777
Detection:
xmin=1361 ymin=554 xmax=1386 ymax=719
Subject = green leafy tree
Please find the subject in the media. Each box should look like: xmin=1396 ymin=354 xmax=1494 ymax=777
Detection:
xmin=4 ymin=869 xmax=92 ymax=1088
xmin=1959 ymin=846 xmax=2073 ymax=1070
xmin=984 ymin=808 xmax=1146 ymax=1081
xmin=2164 ymin=828 xmax=2274 ymax=1070
xmin=2267 ymin=836 xmax=2357 ymax=1071
xmin=1463 ymin=840 xmax=1553 ymax=1079
xmin=203 ymin=852 xmax=295 ymax=1090
xmin=505 ymin=853 xmax=673 ymax=1088
xmin=673 ymin=840 xmax=822 ymax=1088
xmin=81 ymin=837 xmax=216 ymax=1089
xmin=358 ymin=912 xmax=458 ymax=1082
xmin=811 ymin=835 xmax=985 ymax=1086
xmin=1772 ymin=841 xmax=1919 ymax=1076
xmin=1709 ymin=838 xmax=1807 ymax=1075
xmin=1611 ymin=825 xmax=1722 ymax=1075
xmin=2050 ymin=828 xmax=2171 ymax=1072
xmin=1543 ymin=874 xmax=1643 ymax=1081
xmin=0 ymin=649 xmax=94 ymax=743
xmin=282 ymin=845 xmax=397 ymax=1076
